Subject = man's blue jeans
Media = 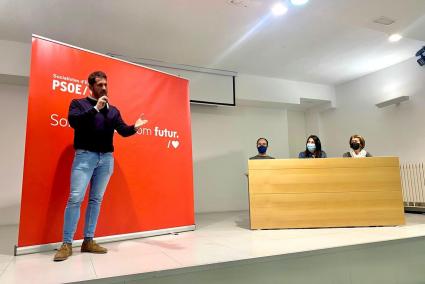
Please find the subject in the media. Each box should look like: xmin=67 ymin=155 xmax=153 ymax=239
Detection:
xmin=63 ymin=150 xmax=114 ymax=244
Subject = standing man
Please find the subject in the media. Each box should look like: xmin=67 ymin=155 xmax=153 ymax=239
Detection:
xmin=54 ymin=71 xmax=148 ymax=261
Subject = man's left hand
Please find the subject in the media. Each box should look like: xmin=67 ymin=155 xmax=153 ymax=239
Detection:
xmin=134 ymin=113 xmax=148 ymax=130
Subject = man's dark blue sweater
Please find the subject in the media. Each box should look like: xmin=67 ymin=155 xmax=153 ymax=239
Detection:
xmin=68 ymin=97 xmax=136 ymax=153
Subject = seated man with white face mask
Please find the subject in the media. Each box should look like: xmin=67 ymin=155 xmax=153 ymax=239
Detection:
xmin=250 ymin=137 xmax=275 ymax=160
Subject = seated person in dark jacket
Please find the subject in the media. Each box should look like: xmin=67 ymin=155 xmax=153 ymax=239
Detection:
xmin=343 ymin=134 xmax=372 ymax=158
xmin=299 ymin=135 xmax=327 ymax=158
xmin=250 ymin=137 xmax=275 ymax=160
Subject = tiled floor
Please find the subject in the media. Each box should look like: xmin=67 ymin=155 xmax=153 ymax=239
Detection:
xmin=0 ymin=211 xmax=425 ymax=283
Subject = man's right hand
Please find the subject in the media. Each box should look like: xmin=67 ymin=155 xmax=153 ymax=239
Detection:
xmin=95 ymin=96 xmax=109 ymax=110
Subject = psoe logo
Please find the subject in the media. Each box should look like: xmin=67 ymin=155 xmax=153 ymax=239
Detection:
xmin=51 ymin=74 xmax=89 ymax=96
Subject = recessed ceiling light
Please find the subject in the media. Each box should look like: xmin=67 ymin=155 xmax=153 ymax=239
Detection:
xmin=373 ymin=16 xmax=395 ymax=26
xmin=227 ymin=0 xmax=249 ymax=8
xmin=271 ymin=3 xmax=288 ymax=16
xmin=388 ymin=33 xmax=402 ymax=42
xmin=290 ymin=0 xmax=309 ymax=5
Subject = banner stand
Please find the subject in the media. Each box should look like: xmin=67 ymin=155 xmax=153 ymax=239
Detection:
xmin=18 ymin=35 xmax=195 ymax=251
xmin=15 ymin=225 xmax=195 ymax=256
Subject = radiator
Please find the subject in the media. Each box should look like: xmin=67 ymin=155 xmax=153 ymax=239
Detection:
xmin=400 ymin=162 xmax=425 ymax=211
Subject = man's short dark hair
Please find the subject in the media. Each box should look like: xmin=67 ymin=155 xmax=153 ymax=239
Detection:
xmin=88 ymin=71 xmax=107 ymax=86
xmin=256 ymin=137 xmax=269 ymax=146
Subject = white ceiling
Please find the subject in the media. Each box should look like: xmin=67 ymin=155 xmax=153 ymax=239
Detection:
xmin=1 ymin=0 xmax=425 ymax=85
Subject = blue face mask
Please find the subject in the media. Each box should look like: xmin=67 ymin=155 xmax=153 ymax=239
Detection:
xmin=307 ymin=144 xmax=316 ymax=153
xmin=257 ymin=145 xmax=267 ymax=154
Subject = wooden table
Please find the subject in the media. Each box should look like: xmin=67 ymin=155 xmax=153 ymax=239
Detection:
xmin=248 ymin=157 xmax=405 ymax=229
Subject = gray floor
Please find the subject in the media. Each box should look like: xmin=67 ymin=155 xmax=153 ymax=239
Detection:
xmin=1 ymin=212 xmax=425 ymax=283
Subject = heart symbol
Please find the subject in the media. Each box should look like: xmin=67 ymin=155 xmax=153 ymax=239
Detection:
xmin=172 ymin=140 xmax=179 ymax=149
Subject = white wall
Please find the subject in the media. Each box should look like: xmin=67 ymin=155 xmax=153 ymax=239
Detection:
xmin=0 ymin=40 xmax=30 ymax=77
xmin=191 ymin=104 xmax=289 ymax=213
xmin=237 ymin=74 xmax=336 ymax=107
xmin=287 ymin=110 xmax=306 ymax=158
xmin=0 ymin=83 xmax=28 ymax=225
xmin=305 ymin=110 xmax=322 ymax=140
xmin=320 ymin=57 xmax=425 ymax=161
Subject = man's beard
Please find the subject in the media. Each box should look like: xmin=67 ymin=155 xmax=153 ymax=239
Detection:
xmin=93 ymin=91 xmax=107 ymax=99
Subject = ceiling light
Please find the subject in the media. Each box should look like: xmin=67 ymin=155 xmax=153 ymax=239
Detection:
xmin=290 ymin=0 xmax=309 ymax=5
xmin=388 ymin=33 xmax=402 ymax=42
xmin=227 ymin=0 xmax=249 ymax=8
xmin=373 ymin=16 xmax=395 ymax=26
xmin=271 ymin=3 xmax=288 ymax=16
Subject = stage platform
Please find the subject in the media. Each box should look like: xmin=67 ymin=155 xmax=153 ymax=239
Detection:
xmin=1 ymin=211 xmax=425 ymax=283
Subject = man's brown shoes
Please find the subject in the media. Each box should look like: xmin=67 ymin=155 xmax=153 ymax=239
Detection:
xmin=81 ymin=239 xmax=108 ymax=254
xmin=53 ymin=243 xmax=72 ymax=261
xmin=53 ymin=240 xmax=107 ymax=261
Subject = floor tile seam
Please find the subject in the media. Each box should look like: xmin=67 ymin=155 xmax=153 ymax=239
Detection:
xmin=88 ymin=254 xmax=99 ymax=279
xmin=0 ymin=256 xmax=14 ymax=279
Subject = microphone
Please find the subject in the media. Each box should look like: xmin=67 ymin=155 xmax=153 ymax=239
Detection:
xmin=103 ymin=95 xmax=109 ymax=109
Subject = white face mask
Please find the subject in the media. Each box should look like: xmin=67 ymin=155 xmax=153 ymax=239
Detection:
xmin=307 ymin=144 xmax=316 ymax=153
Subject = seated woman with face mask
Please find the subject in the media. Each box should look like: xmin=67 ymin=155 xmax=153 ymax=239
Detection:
xmin=343 ymin=135 xmax=372 ymax=158
xmin=249 ymin=137 xmax=275 ymax=160
xmin=299 ymin=135 xmax=327 ymax=158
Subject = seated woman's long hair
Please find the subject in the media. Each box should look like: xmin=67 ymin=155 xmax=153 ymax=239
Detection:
xmin=304 ymin=134 xmax=324 ymax=158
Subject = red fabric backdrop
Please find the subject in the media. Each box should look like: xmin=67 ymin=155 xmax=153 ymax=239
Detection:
xmin=18 ymin=36 xmax=194 ymax=247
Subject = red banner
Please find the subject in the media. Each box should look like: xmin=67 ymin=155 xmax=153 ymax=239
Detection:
xmin=18 ymin=36 xmax=194 ymax=247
